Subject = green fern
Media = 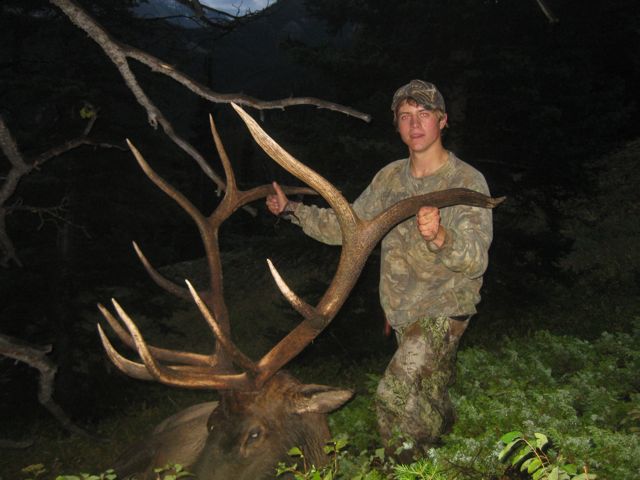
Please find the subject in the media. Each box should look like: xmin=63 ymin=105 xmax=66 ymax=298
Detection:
xmin=393 ymin=458 xmax=446 ymax=480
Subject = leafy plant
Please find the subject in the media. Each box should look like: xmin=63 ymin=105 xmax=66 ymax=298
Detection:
xmin=21 ymin=464 xmax=47 ymax=480
xmin=276 ymin=437 xmax=349 ymax=480
xmin=55 ymin=469 xmax=118 ymax=480
xmin=44 ymin=465 xmax=192 ymax=480
xmin=152 ymin=463 xmax=194 ymax=480
xmin=499 ymin=431 xmax=595 ymax=480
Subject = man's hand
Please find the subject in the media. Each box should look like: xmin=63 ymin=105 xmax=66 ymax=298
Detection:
xmin=417 ymin=206 xmax=446 ymax=248
xmin=266 ymin=181 xmax=290 ymax=215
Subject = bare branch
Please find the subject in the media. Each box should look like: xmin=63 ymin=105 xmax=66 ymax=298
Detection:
xmin=8 ymin=197 xmax=92 ymax=240
xmin=48 ymin=0 xmax=370 ymax=200
xmin=126 ymin=46 xmax=371 ymax=121
xmin=0 ymin=334 xmax=90 ymax=437
xmin=535 ymin=0 xmax=559 ymax=24
xmin=0 ymin=114 xmax=120 ymax=267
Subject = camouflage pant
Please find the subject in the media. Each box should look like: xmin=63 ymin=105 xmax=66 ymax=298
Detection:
xmin=375 ymin=315 xmax=469 ymax=452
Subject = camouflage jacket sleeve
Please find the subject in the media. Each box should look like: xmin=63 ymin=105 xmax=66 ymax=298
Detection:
xmin=426 ymin=177 xmax=493 ymax=280
xmin=291 ymin=155 xmax=492 ymax=281
xmin=289 ymin=203 xmax=342 ymax=245
xmin=290 ymin=165 xmax=391 ymax=245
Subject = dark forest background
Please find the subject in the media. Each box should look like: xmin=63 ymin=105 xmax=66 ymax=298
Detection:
xmin=1 ymin=0 xmax=639 ymax=478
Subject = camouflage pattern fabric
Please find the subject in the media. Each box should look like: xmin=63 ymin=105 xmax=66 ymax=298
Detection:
xmin=291 ymin=152 xmax=493 ymax=331
xmin=390 ymin=79 xmax=446 ymax=114
xmin=375 ymin=315 xmax=468 ymax=451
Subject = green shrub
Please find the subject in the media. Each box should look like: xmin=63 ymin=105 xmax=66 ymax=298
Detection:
xmin=323 ymin=323 xmax=639 ymax=479
xmin=434 ymin=325 xmax=640 ymax=479
xmin=18 ymin=323 xmax=640 ymax=479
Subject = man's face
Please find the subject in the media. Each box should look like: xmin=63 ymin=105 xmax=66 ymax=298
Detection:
xmin=396 ymin=100 xmax=447 ymax=155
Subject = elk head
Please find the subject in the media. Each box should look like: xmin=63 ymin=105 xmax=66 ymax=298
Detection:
xmin=98 ymin=103 xmax=503 ymax=479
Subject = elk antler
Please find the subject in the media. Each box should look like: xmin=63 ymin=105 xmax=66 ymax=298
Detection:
xmin=98 ymin=105 xmax=504 ymax=391
xmin=231 ymin=104 xmax=504 ymax=386
xmin=98 ymin=114 xmax=315 ymax=389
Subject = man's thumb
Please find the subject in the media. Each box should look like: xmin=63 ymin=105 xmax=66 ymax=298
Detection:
xmin=272 ymin=181 xmax=287 ymax=201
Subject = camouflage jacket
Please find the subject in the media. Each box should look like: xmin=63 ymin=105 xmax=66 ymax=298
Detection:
xmin=291 ymin=152 xmax=493 ymax=329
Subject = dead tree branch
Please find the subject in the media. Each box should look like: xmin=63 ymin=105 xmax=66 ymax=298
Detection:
xmin=0 ymin=334 xmax=90 ymax=438
xmin=0 ymin=114 xmax=121 ymax=267
xmin=535 ymin=0 xmax=559 ymax=24
xmin=126 ymin=46 xmax=369 ymax=120
xmin=48 ymin=0 xmax=370 ymax=200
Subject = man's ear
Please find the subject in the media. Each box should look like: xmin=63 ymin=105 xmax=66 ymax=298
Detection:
xmin=439 ymin=113 xmax=448 ymax=130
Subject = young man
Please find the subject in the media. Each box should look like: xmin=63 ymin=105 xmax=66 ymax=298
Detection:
xmin=266 ymin=80 xmax=493 ymax=454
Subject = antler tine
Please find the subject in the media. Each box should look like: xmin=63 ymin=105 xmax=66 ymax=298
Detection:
xmin=97 ymin=323 xmax=155 ymax=381
xmin=128 ymin=133 xmax=241 ymax=373
xmin=109 ymin=297 xmax=181 ymax=382
xmin=99 ymin=320 xmax=253 ymax=389
xmin=202 ymin=111 xmax=319 ymax=351
xmin=132 ymin=241 xmax=190 ymax=301
xmin=127 ymin=139 xmax=207 ymax=229
xmin=209 ymin=114 xmax=237 ymax=193
xmin=97 ymin=302 xmax=214 ymax=366
xmin=108 ymin=298 xmax=253 ymax=390
xmin=208 ymin=112 xmax=317 ymax=212
xmin=185 ymin=279 xmax=258 ymax=374
xmin=98 ymin=302 xmax=132 ymax=346
xmin=266 ymin=259 xmax=324 ymax=325
xmin=230 ymin=103 xmax=357 ymax=233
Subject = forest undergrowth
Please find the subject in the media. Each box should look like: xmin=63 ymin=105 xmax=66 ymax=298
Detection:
xmin=315 ymin=320 xmax=640 ymax=479
xmin=5 ymin=319 xmax=638 ymax=479
xmin=2 ymin=229 xmax=639 ymax=480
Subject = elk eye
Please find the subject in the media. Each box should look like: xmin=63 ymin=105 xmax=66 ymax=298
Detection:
xmin=246 ymin=426 xmax=262 ymax=445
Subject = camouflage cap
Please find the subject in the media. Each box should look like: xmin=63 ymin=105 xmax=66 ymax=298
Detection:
xmin=391 ymin=79 xmax=446 ymax=113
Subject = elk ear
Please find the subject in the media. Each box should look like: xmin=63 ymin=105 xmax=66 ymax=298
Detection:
xmin=294 ymin=384 xmax=354 ymax=414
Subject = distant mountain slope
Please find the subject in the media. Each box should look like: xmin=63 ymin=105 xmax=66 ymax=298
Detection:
xmin=202 ymin=0 xmax=334 ymax=98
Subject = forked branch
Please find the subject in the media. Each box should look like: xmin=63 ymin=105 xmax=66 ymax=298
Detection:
xmin=0 ymin=334 xmax=90 ymax=437
xmin=49 ymin=0 xmax=371 ymax=199
xmin=0 ymin=114 xmax=122 ymax=267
